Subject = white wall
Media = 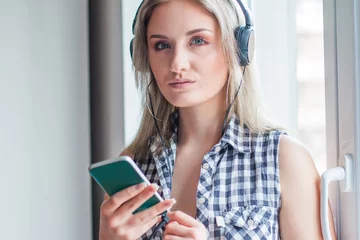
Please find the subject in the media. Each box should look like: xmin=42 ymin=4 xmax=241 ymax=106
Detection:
xmin=0 ymin=1 xmax=92 ymax=239
xmin=252 ymin=0 xmax=298 ymax=130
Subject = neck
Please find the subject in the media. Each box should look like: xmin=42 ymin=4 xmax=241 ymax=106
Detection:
xmin=177 ymin=87 xmax=227 ymax=147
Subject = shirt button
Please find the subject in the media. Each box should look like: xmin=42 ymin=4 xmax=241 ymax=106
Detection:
xmin=247 ymin=219 xmax=255 ymax=227
xmin=198 ymin=197 xmax=205 ymax=205
xmin=202 ymin=163 xmax=210 ymax=170
xmin=215 ymin=146 xmax=221 ymax=153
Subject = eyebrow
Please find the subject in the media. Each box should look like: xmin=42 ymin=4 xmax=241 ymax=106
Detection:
xmin=149 ymin=28 xmax=212 ymax=39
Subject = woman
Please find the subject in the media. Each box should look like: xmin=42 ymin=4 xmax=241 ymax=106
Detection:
xmin=99 ymin=0 xmax=337 ymax=239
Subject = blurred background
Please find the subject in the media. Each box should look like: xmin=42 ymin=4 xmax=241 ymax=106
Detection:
xmin=0 ymin=0 xmax=326 ymax=239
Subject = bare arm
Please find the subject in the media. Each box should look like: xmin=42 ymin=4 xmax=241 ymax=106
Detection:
xmin=278 ymin=135 xmax=337 ymax=240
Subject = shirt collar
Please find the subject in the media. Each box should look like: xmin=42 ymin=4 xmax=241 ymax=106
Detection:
xmin=220 ymin=115 xmax=251 ymax=153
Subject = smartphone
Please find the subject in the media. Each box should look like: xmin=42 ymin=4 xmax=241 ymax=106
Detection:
xmin=89 ymin=156 xmax=163 ymax=214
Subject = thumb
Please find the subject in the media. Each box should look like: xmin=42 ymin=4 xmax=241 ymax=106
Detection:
xmin=103 ymin=193 xmax=109 ymax=201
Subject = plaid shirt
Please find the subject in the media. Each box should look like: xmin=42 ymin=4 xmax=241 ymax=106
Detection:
xmin=136 ymin=112 xmax=283 ymax=239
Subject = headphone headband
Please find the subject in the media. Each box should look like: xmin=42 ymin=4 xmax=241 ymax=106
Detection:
xmin=236 ymin=0 xmax=253 ymax=26
xmin=132 ymin=0 xmax=252 ymax=33
xmin=132 ymin=1 xmax=144 ymax=35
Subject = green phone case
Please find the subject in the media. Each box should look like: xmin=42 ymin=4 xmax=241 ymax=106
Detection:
xmin=89 ymin=156 xmax=163 ymax=214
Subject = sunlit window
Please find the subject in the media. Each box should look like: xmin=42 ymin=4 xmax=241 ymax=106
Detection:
xmin=296 ymin=0 xmax=326 ymax=174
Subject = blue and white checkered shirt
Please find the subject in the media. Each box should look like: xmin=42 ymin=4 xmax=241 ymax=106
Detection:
xmin=135 ymin=112 xmax=284 ymax=239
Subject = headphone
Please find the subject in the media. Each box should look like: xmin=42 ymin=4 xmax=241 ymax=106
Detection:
xmin=130 ymin=0 xmax=255 ymax=67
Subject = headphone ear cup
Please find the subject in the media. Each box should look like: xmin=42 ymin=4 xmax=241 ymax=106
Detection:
xmin=130 ymin=38 xmax=134 ymax=60
xmin=234 ymin=26 xmax=255 ymax=66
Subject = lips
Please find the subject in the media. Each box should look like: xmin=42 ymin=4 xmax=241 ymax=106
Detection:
xmin=168 ymin=78 xmax=195 ymax=85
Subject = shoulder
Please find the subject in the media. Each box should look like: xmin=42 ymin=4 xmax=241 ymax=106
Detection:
xmin=276 ymin=135 xmax=338 ymax=238
xmin=277 ymin=134 xmax=320 ymax=195
xmin=248 ymin=129 xmax=284 ymax=153
xmin=277 ymin=135 xmax=325 ymax=238
xmin=278 ymin=134 xmax=319 ymax=180
xmin=249 ymin=128 xmax=283 ymax=142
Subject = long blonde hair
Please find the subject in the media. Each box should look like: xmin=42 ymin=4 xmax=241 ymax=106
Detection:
xmin=127 ymin=0 xmax=280 ymax=161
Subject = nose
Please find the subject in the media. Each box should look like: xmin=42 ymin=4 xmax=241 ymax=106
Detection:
xmin=169 ymin=48 xmax=190 ymax=74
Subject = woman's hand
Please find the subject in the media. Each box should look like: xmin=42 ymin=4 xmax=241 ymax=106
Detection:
xmin=163 ymin=211 xmax=208 ymax=240
xmin=99 ymin=183 xmax=176 ymax=240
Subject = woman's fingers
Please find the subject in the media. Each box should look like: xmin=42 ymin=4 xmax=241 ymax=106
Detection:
xmin=99 ymin=183 xmax=179 ymax=240
xmin=104 ymin=193 xmax=109 ymax=201
xmin=163 ymin=235 xmax=184 ymax=240
xmin=134 ymin=215 xmax=163 ymax=238
xmin=101 ymin=182 xmax=147 ymax=216
xmin=111 ymin=183 xmax=161 ymax=224
xmin=164 ymin=212 xmax=208 ymax=239
xmin=129 ymin=198 xmax=176 ymax=225
xmin=164 ymin=221 xmax=190 ymax=236
xmin=167 ymin=211 xmax=200 ymax=228
xmin=120 ymin=183 xmax=160 ymax=215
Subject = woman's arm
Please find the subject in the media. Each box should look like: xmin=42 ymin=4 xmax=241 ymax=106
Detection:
xmin=278 ymin=135 xmax=337 ymax=240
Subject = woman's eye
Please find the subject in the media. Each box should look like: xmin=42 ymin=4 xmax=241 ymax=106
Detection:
xmin=191 ymin=37 xmax=206 ymax=45
xmin=155 ymin=42 xmax=170 ymax=50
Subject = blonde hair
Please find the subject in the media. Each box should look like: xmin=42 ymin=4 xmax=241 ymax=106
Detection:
xmin=127 ymin=0 xmax=280 ymax=161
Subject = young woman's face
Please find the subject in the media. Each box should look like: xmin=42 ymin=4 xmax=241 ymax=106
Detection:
xmin=147 ymin=0 xmax=228 ymax=108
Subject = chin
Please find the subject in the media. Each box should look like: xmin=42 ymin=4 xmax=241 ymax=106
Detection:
xmin=165 ymin=95 xmax=204 ymax=108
